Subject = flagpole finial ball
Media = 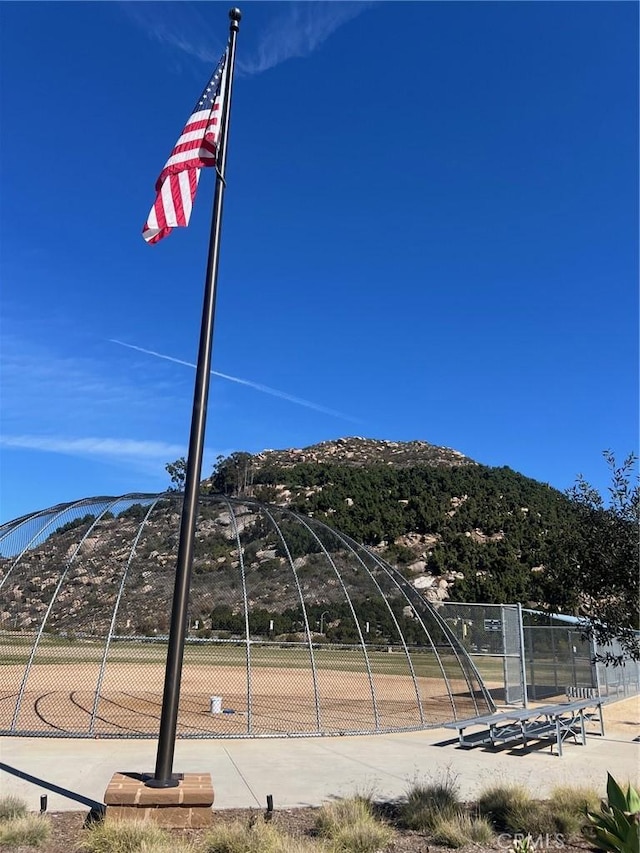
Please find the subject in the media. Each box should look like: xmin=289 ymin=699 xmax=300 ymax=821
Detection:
xmin=229 ymin=8 xmax=242 ymax=22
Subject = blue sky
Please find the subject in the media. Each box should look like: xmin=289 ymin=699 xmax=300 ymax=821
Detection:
xmin=0 ymin=1 xmax=637 ymax=523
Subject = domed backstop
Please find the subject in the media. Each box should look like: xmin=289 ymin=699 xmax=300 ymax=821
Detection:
xmin=0 ymin=494 xmax=494 ymax=738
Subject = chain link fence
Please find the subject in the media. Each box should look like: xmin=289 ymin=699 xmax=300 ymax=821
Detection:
xmin=0 ymin=495 xmax=493 ymax=738
xmin=442 ymin=603 xmax=639 ymax=705
xmin=524 ymin=622 xmax=639 ymax=702
xmin=440 ymin=603 xmax=525 ymax=705
xmin=596 ymin=640 xmax=640 ymax=698
xmin=2 ymin=494 xmax=636 ymax=737
xmin=523 ymin=626 xmax=595 ymax=701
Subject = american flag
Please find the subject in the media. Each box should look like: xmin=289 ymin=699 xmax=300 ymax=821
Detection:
xmin=142 ymin=52 xmax=228 ymax=244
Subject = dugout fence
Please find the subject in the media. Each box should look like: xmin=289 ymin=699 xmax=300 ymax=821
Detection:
xmin=440 ymin=603 xmax=526 ymax=705
xmin=442 ymin=602 xmax=640 ymax=705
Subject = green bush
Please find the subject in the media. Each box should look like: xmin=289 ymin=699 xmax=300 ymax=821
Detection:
xmin=0 ymin=795 xmax=28 ymax=821
xmin=477 ymin=784 xmax=531 ymax=830
xmin=429 ymin=812 xmax=495 ymax=848
xmin=328 ymin=818 xmax=393 ymax=853
xmin=315 ymin=797 xmax=392 ymax=853
xmin=505 ymin=800 xmax=558 ymax=836
xmin=548 ymin=784 xmax=600 ymax=837
xmin=0 ymin=814 xmax=51 ymax=847
xmin=553 ymin=809 xmax=588 ymax=839
xmin=550 ymin=784 xmax=600 ymax=815
xmin=81 ymin=819 xmax=178 ymax=853
xmin=399 ymin=779 xmax=461 ymax=830
xmin=201 ymin=819 xmax=322 ymax=852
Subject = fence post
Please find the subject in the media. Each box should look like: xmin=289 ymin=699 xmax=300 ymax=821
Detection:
xmin=551 ymin=625 xmax=559 ymax=693
xmin=501 ymin=606 xmax=509 ymax=702
xmin=517 ymin=603 xmax=528 ymax=708
xmin=527 ymin=627 xmax=536 ymax=701
xmin=591 ymin=635 xmax=601 ymax=697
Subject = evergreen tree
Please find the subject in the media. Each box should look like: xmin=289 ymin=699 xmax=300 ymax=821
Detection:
xmin=538 ymin=452 xmax=639 ymax=662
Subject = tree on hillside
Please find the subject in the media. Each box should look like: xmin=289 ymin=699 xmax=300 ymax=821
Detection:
xmin=210 ymin=452 xmax=254 ymax=496
xmin=165 ymin=457 xmax=187 ymax=491
xmin=538 ymin=451 xmax=639 ymax=662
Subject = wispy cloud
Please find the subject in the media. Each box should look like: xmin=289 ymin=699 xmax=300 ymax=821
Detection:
xmin=1 ymin=333 xmax=183 ymax=436
xmin=0 ymin=433 xmax=227 ymax=484
xmin=0 ymin=331 xmax=199 ymax=479
xmin=0 ymin=435 xmax=185 ymax=462
xmin=119 ymin=1 xmax=223 ymax=66
xmin=238 ymin=3 xmax=371 ymax=75
xmin=120 ymin=1 xmax=371 ymax=75
xmin=110 ymin=339 xmax=360 ymax=423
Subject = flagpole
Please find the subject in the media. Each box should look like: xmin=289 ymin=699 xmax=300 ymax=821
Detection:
xmin=147 ymin=6 xmax=242 ymax=789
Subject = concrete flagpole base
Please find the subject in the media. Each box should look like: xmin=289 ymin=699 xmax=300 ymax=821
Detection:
xmin=104 ymin=772 xmax=214 ymax=827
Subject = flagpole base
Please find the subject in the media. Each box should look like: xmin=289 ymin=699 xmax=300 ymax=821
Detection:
xmin=104 ymin=772 xmax=214 ymax=827
xmin=144 ymin=776 xmax=181 ymax=789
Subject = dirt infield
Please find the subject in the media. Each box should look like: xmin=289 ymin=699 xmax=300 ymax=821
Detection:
xmin=600 ymin=693 xmax=640 ymax=736
xmin=1 ymin=662 xmax=486 ymax=737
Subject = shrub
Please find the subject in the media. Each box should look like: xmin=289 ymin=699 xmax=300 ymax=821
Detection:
xmin=315 ymin=797 xmax=392 ymax=853
xmin=550 ymin=784 xmax=600 ymax=816
xmin=399 ymin=779 xmax=461 ymax=830
xmin=549 ymin=785 xmax=600 ymax=837
xmin=477 ymin=784 xmax=531 ymax=830
xmin=315 ymin=797 xmax=372 ymax=836
xmin=505 ymin=800 xmax=558 ymax=836
xmin=81 ymin=819 xmax=177 ymax=853
xmin=200 ymin=819 xmax=322 ymax=853
xmin=429 ymin=812 xmax=495 ymax=848
xmin=0 ymin=795 xmax=28 ymax=821
xmin=479 ymin=783 xmax=601 ymax=838
xmin=0 ymin=814 xmax=51 ymax=847
xmin=328 ymin=817 xmax=393 ymax=853
xmin=136 ymin=839 xmax=196 ymax=853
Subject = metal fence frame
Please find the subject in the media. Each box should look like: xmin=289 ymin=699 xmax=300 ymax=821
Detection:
xmin=442 ymin=602 xmax=640 ymax=705
xmin=0 ymin=494 xmax=494 ymax=739
xmin=440 ymin=602 xmax=527 ymax=706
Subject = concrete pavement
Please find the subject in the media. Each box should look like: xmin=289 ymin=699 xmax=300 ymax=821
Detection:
xmin=1 ymin=699 xmax=638 ymax=814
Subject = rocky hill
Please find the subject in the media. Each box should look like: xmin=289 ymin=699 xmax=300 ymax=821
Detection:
xmin=0 ymin=437 xmax=585 ymax=636
xmin=203 ymin=437 xmax=575 ymax=607
xmin=250 ymin=437 xmax=474 ymax=470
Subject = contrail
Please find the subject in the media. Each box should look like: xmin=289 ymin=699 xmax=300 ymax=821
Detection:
xmin=109 ymin=339 xmax=360 ymax=423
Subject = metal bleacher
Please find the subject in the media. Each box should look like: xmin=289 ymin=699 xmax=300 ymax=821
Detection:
xmin=443 ymin=696 xmax=607 ymax=757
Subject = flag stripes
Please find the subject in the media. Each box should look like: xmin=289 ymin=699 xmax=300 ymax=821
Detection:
xmin=143 ymin=52 xmax=227 ymax=244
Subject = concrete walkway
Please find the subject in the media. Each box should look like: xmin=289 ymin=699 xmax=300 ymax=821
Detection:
xmin=1 ymin=699 xmax=638 ymax=813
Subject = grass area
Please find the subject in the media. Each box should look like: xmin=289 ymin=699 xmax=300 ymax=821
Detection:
xmin=80 ymin=819 xmax=188 ymax=853
xmin=477 ymin=781 xmax=598 ymax=840
xmin=398 ymin=777 xmax=461 ymax=830
xmin=397 ymin=777 xmax=496 ymax=848
xmin=429 ymin=812 xmax=495 ymax=848
xmin=0 ymin=637 xmax=506 ymax=679
xmin=0 ymin=779 xmax=615 ymax=853
xmin=477 ymin=784 xmax=532 ymax=831
xmin=315 ymin=796 xmax=394 ymax=853
xmin=550 ymin=784 xmax=600 ymax=816
xmin=0 ymin=813 xmax=50 ymax=847
xmin=548 ymin=785 xmax=600 ymax=837
xmin=0 ymin=795 xmax=28 ymax=821
xmin=201 ymin=820 xmax=322 ymax=852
